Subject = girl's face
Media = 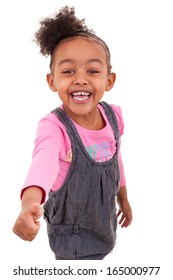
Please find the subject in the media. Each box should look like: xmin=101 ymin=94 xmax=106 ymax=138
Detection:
xmin=47 ymin=36 xmax=116 ymax=124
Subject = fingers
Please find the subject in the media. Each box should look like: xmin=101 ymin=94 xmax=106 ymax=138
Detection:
xmin=117 ymin=209 xmax=121 ymax=218
xmin=12 ymin=224 xmax=28 ymax=241
xmin=13 ymin=214 xmax=41 ymax=241
xmin=117 ymin=210 xmax=132 ymax=228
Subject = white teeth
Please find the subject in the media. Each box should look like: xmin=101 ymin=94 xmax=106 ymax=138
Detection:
xmin=72 ymin=92 xmax=90 ymax=96
xmin=73 ymin=96 xmax=89 ymax=101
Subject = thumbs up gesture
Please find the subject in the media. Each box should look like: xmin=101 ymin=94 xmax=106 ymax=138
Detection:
xmin=13 ymin=187 xmax=44 ymax=241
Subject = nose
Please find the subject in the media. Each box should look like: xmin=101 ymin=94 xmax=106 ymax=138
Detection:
xmin=73 ymin=72 xmax=88 ymax=85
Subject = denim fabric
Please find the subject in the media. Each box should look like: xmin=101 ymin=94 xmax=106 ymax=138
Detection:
xmin=43 ymin=101 xmax=120 ymax=260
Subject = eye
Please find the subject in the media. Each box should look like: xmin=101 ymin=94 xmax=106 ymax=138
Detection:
xmin=88 ymin=69 xmax=100 ymax=74
xmin=62 ymin=69 xmax=75 ymax=74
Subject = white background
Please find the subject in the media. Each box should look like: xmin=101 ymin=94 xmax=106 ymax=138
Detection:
xmin=0 ymin=0 xmax=172 ymax=279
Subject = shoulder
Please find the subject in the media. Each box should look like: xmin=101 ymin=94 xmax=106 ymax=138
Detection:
xmin=99 ymin=103 xmax=124 ymax=135
xmin=110 ymin=104 xmax=124 ymax=135
xmin=37 ymin=107 xmax=66 ymax=132
xmin=35 ymin=108 xmax=68 ymax=148
xmin=110 ymin=104 xmax=123 ymax=121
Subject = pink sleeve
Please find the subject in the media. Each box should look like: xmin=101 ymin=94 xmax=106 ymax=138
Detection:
xmin=21 ymin=114 xmax=63 ymax=203
xmin=111 ymin=105 xmax=126 ymax=187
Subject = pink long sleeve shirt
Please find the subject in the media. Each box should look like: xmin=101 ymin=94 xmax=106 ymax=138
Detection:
xmin=22 ymin=104 xmax=126 ymax=203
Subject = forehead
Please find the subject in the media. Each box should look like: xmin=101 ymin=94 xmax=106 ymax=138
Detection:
xmin=53 ymin=36 xmax=107 ymax=63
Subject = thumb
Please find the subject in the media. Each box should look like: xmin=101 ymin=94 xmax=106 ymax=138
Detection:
xmin=31 ymin=202 xmax=43 ymax=220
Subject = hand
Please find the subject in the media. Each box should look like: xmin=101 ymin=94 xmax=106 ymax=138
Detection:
xmin=117 ymin=199 xmax=132 ymax=228
xmin=12 ymin=202 xmax=43 ymax=241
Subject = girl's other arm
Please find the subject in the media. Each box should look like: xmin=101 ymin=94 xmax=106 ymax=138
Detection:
xmin=117 ymin=186 xmax=132 ymax=228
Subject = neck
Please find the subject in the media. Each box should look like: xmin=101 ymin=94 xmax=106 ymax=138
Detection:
xmin=63 ymin=106 xmax=106 ymax=130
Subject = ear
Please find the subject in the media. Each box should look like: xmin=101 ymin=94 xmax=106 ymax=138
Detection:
xmin=46 ymin=73 xmax=57 ymax=92
xmin=105 ymin=72 xmax=116 ymax=91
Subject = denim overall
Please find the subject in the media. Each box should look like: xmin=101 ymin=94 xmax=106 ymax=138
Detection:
xmin=43 ymin=101 xmax=120 ymax=260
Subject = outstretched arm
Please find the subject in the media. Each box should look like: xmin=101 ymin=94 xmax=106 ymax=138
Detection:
xmin=12 ymin=186 xmax=44 ymax=241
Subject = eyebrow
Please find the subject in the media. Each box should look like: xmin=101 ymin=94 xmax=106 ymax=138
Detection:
xmin=58 ymin=58 xmax=104 ymax=66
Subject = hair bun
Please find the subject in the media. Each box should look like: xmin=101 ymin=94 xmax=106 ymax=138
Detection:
xmin=34 ymin=6 xmax=94 ymax=56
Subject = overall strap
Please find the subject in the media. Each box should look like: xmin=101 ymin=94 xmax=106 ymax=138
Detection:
xmin=52 ymin=102 xmax=120 ymax=161
xmin=51 ymin=107 xmax=78 ymax=149
xmin=99 ymin=101 xmax=120 ymax=150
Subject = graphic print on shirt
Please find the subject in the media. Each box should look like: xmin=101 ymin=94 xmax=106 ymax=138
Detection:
xmin=65 ymin=149 xmax=72 ymax=162
xmin=65 ymin=141 xmax=115 ymax=163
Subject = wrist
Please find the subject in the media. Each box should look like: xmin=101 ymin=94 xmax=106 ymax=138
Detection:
xmin=21 ymin=186 xmax=43 ymax=208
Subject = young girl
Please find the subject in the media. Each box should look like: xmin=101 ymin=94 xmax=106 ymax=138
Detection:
xmin=13 ymin=6 xmax=132 ymax=260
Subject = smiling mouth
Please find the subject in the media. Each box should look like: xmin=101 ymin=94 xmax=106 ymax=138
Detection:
xmin=71 ymin=91 xmax=91 ymax=102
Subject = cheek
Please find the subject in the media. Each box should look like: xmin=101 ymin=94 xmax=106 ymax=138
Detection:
xmin=55 ymin=79 xmax=68 ymax=93
xmin=96 ymin=76 xmax=109 ymax=91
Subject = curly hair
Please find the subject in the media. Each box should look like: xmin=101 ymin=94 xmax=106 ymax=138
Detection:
xmin=34 ymin=6 xmax=111 ymax=71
